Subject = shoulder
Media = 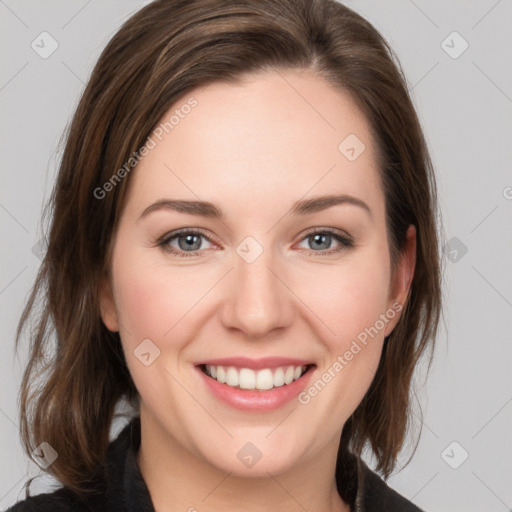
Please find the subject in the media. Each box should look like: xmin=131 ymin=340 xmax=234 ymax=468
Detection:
xmin=5 ymin=486 xmax=97 ymax=512
xmin=6 ymin=417 xmax=148 ymax=512
xmin=336 ymin=448 xmax=425 ymax=512
xmin=357 ymin=459 xmax=425 ymax=512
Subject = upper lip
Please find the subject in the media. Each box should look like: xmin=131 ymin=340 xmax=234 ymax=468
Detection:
xmin=195 ymin=357 xmax=315 ymax=370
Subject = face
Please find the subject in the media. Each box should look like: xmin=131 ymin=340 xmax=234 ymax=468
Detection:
xmin=100 ymin=68 xmax=415 ymax=477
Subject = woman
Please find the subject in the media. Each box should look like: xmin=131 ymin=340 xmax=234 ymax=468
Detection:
xmin=8 ymin=0 xmax=442 ymax=510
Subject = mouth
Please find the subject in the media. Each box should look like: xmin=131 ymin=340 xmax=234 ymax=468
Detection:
xmin=198 ymin=363 xmax=315 ymax=391
xmin=194 ymin=357 xmax=316 ymax=410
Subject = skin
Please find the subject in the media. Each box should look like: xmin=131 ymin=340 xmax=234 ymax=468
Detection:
xmin=100 ymin=68 xmax=416 ymax=512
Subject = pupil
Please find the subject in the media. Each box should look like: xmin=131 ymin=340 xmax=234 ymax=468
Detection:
xmin=311 ymin=233 xmax=330 ymax=250
xmin=179 ymin=234 xmax=201 ymax=251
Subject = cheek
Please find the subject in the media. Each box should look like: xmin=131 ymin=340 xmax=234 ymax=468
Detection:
xmin=111 ymin=253 xmax=205 ymax=401
xmin=298 ymin=252 xmax=391 ymax=345
xmin=296 ymin=249 xmax=392 ymax=407
xmin=112 ymin=250 xmax=204 ymax=343
xmin=114 ymin=271 xmax=170 ymax=343
xmin=295 ymin=261 xmax=391 ymax=417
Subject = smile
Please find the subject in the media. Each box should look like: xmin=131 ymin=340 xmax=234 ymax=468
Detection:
xmin=200 ymin=364 xmax=312 ymax=391
xmin=195 ymin=357 xmax=316 ymax=411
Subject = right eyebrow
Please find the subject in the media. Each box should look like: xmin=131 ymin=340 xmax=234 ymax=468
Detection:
xmin=139 ymin=199 xmax=223 ymax=220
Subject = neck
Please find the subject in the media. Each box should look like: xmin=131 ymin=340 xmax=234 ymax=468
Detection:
xmin=136 ymin=409 xmax=351 ymax=512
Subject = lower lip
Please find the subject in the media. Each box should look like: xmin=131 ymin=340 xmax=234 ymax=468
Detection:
xmin=196 ymin=366 xmax=315 ymax=411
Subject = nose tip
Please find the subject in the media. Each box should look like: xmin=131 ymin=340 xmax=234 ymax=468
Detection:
xmin=219 ymin=252 xmax=293 ymax=338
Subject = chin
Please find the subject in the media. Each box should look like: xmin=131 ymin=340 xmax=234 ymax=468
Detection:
xmin=192 ymin=431 xmax=308 ymax=478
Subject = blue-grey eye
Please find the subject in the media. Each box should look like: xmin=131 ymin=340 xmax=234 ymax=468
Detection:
xmin=296 ymin=229 xmax=353 ymax=254
xmin=174 ymin=233 xmax=209 ymax=251
xmin=308 ymin=233 xmax=333 ymax=251
xmin=160 ymin=230 xmax=215 ymax=255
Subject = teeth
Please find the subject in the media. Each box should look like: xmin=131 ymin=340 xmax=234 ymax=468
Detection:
xmin=284 ymin=365 xmax=294 ymax=385
xmin=256 ymin=369 xmax=273 ymax=390
xmin=273 ymin=367 xmax=285 ymax=387
xmin=217 ymin=366 xmax=226 ymax=384
xmin=239 ymin=368 xmax=255 ymax=390
xmin=204 ymin=364 xmax=308 ymax=390
xmin=226 ymin=367 xmax=239 ymax=387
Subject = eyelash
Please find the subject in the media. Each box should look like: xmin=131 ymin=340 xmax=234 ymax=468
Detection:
xmin=157 ymin=227 xmax=355 ymax=258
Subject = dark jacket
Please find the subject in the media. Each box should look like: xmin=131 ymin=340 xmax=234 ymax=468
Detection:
xmin=7 ymin=417 xmax=424 ymax=511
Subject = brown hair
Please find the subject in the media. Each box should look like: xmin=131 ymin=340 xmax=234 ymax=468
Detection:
xmin=16 ymin=0 xmax=443 ymax=496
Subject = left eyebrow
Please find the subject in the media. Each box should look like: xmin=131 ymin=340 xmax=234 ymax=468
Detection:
xmin=290 ymin=194 xmax=373 ymax=220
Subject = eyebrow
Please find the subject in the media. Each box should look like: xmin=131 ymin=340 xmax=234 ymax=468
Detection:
xmin=139 ymin=194 xmax=372 ymax=220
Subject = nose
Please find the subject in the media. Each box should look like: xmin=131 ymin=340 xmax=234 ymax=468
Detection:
xmin=219 ymin=243 xmax=294 ymax=339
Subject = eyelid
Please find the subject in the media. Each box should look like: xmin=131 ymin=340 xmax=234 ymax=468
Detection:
xmin=297 ymin=226 xmax=353 ymax=242
xmin=158 ymin=226 xmax=215 ymax=242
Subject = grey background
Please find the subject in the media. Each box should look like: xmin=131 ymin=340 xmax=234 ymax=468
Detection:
xmin=1 ymin=1 xmax=511 ymax=510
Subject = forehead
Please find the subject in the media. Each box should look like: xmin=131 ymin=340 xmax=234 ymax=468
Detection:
xmin=125 ymin=69 xmax=384 ymax=220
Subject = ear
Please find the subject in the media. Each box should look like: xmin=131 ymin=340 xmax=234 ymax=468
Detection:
xmin=384 ymin=225 xmax=416 ymax=337
xmin=98 ymin=274 xmax=119 ymax=332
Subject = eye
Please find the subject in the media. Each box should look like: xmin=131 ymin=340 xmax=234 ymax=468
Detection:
xmin=157 ymin=227 xmax=354 ymax=258
xmin=296 ymin=228 xmax=354 ymax=255
xmin=158 ymin=228 xmax=216 ymax=257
